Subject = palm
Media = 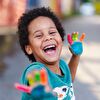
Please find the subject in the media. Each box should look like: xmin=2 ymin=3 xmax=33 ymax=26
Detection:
xmin=67 ymin=32 xmax=85 ymax=55
xmin=15 ymin=69 xmax=51 ymax=95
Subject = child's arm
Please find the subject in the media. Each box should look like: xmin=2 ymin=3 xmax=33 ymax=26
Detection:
xmin=68 ymin=54 xmax=80 ymax=82
xmin=67 ymin=32 xmax=85 ymax=82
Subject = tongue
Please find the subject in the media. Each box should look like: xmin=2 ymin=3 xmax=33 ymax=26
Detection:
xmin=45 ymin=49 xmax=56 ymax=56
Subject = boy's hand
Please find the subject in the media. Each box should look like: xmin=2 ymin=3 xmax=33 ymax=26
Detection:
xmin=27 ymin=68 xmax=48 ymax=87
xmin=67 ymin=32 xmax=85 ymax=55
xmin=14 ymin=69 xmax=56 ymax=98
xmin=26 ymin=68 xmax=51 ymax=94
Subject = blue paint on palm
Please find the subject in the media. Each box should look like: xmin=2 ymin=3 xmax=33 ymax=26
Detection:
xmin=31 ymin=85 xmax=45 ymax=98
xmin=70 ymin=42 xmax=83 ymax=55
xmin=31 ymin=84 xmax=57 ymax=99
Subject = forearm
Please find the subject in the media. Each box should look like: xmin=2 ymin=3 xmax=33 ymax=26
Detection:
xmin=68 ymin=54 xmax=80 ymax=82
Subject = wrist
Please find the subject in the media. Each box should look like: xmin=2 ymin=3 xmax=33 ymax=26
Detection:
xmin=72 ymin=54 xmax=80 ymax=58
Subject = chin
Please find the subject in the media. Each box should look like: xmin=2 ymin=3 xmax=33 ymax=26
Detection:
xmin=44 ymin=57 xmax=59 ymax=64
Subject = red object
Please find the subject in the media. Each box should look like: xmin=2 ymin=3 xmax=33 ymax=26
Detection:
xmin=40 ymin=69 xmax=48 ymax=85
xmin=14 ymin=83 xmax=32 ymax=93
xmin=67 ymin=34 xmax=73 ymax=45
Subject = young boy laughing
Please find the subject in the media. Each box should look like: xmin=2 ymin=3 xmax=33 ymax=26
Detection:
xmin=16 ymin=7 xmax=85 ymax=100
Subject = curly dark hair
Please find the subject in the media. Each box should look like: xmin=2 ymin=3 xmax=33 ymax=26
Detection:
xmin=17 ymin=7 xmax=65 ymax=62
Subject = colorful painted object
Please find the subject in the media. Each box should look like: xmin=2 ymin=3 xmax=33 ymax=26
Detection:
xmin=40 ymin=69 xmax=48 ymax=85
xmin=14 ymin=83 xmax=56 ymax=99
xmin=80 ymin=33 xmax=85 ymax=42
xmin=15 ymin=83 xmax=46 ymax=97
xmin=72 ymin=32 xmax=79 ymax=41
xmin=15 ymin=69 xmax=48 ymax=93
xmin=31 ymin=85 xmax=45 ymax=97
xmin=14 ymin=83 xmax=32 ymax=93
xmin=70 ymin=42 xmax=83 ymax=55
xmin=34 ymin=71 xmax=40 ymax=82
xmin=31 ymin=85 xmax=56 ymax=99
xmin=27 ymin=73 xmax=34 ymax=86
xmin=27 ymin=69 xmax=48 ymax=86
xmin=67 ymin=33 xmax=85 ymax=55
xmin=67 ymin=34 xmax=73 ymax=45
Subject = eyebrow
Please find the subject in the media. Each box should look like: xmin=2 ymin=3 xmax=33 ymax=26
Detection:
xmin=49 ymin=26 xmax=56 ymax=28
xmin=49 ymin=27 xmax=56 ymax=30
xmin=34 ymin=30 xmax=41 ymax=34
xmin=33 ymin=27 xmax=56 ymax=34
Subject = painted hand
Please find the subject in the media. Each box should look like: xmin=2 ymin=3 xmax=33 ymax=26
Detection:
xmin=14 ymin=69 xmax=55 ymax=98
xmin=27 ymin=68 xmax=48 ymax=87
xmin=67 ymin=32 xmax=85 ymax=55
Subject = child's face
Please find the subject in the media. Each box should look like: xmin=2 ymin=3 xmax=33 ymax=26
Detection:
xmin=26 ymin=16 xmax=63 ymax=64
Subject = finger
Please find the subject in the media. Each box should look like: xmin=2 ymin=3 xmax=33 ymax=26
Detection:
xmin=76 ymin=32 xmax=79 ymax=40
xmin=72 ymin=32 xmax=79 ymax=41
xmin=27 ymin=69 xmax=48 ymax=87
xmin=40 ymin=68 xmax=48 ymax=85
xmin=67 ymin=34 xmax=73 ymax=45
xmin=45 ymin=84 xmax=51 ymax=92
xmin=27 ymin=73 xmax=35 ymax=86
xmin=80 ymin=33 xmax=85 ymax=42
xmin=14 ymin=83 xmax=32 ymax=93
xmin=34 ymin=70 xmax=41 ymax=83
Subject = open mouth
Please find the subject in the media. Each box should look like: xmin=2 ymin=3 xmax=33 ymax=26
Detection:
xmin=43 ymin=44 xmax=56 ymax=55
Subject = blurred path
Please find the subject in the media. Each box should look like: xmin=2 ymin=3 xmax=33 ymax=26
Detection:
xmin=0 ymin=15 xmax=100 ymax=100
xmin=62 ymin=15 xmax=100 ymax=100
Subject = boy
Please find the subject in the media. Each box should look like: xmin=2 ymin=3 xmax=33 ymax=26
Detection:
xmin=16 ymin=7 xmax=85 ymax=100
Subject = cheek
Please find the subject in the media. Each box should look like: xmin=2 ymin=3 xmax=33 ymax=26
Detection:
xmin=58 ymin=38 xmax=63 ymax=51
xmin=30 ymin=43 xmax=41 ymax=57
xmin=57 ymin=36 xmax=63 ymax=45
xmin=31 ymin=40 xmax=42 ymax=52
xmin=28 ymin=37 xmax=42 ymax=53
xmin=32 ymin=42 xmax=40 ymax=49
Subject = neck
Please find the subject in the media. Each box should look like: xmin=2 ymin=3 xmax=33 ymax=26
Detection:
xmin=36 ymin=59 xmax=61 ymax=75
xmin=45 ymin=62 xmax=61 ymax=75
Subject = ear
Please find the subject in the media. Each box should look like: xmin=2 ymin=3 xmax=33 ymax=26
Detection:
xmin=25 ymin=45 xmax=32 ymax=55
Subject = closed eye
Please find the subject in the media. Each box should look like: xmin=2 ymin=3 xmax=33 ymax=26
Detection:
xmin=49 ymin=32 xmax=57 ymax=35
xmin=35 ymin=34 xmax=42 ymax=39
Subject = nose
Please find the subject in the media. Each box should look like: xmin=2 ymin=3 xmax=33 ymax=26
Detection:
xmin=44 ymin=33 xmax=52 ymax=41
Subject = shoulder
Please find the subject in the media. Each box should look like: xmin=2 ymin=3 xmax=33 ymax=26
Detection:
xmin=60 ymin=58 xmax=67 ymax=65
xmin=26 ymin=62 xmax=44 ymax=73
xmin=60 ymin=58 xmax=72 ymax=82
xmin=59 ymin=58 xmax=69 ymax=70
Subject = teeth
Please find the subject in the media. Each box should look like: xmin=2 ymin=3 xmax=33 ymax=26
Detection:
xmin=44 ymin=44 xmax=55 ymax=50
